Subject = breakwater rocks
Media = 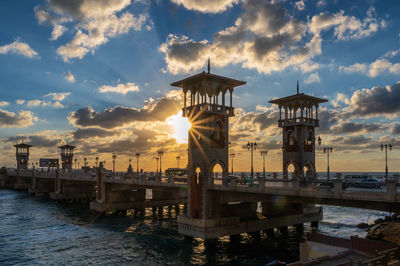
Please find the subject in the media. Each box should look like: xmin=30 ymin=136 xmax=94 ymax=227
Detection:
xmin=358 ymin=214 xmax=400 ymax=246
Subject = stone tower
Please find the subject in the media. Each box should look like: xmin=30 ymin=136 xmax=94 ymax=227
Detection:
xmin=14 ymin=142 xmax=32 ymax=175
xmin=59 ymin=144 xmax=75 ymax=173
xmin=269 ymin=82 xmax=327 ymax=179
xmin=171 ymin=64 xmax=245 ymax=222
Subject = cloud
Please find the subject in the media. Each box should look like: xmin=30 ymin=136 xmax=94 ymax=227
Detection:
xmin=98 ymin=82 xmax=140 ymax=95
xmin=339 ymin=59 xmax=400 ymax=77
xmin=0 ymin=109 xmax=38 ymax=128
xmin=304 ymin=73 xmax=320 ymax=84
xmin=68 ymin=93 xmax=181 ymax=129
xmin=64 ymin=70 xmax=75 ymax=83
xmin=51 ymin=24 xmax=67 ymax=40
xmin=44 ymin=92 xmax=71 ymax=101
xmin=73 ymin=128 xmax=119 ymax=140
xmin=0 ymin=101 xmax=9 ymax=107
xmin=160 ymin=1 xmax=383 ymax=75
xmin=20 ymin=92 xmax=71 ymax=109
xmin=346 ymin=82 xmax=400 ymax=118
xmin=0 ymin=40 xmax=40 ymax=58
xmin=295 ymin=1 xmax=305 ymax=11
xmin=330 ymin=122 xmax=384 ymax=135
xmin=35 ymin=0 xmax=151 ymax=62
xmin=392 ymin=124 xmax=400 ymax=135
xmin=6 ymin=132 xmax=63 ymax=148
xmin=171 ymin=0 xmax=239 ymax=13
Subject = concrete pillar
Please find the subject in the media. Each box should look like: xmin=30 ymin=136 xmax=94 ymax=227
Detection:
xmin=311 ymin=221 xmax=319 ymax=228
xmin=295 ymin=224 xmax=304 ymax=232
xmin=278 ymin=226 xmax=288 ymax=234
xmin=97 ymin=167 xmax=106 ymax=203
xmin=231 ymin=176 xmax=237 ymax=187
xmin=386 ymin=180 xmax=397 ymax=201
xmin=229 ymin=234 xmax=241 ymax=242
xmin=55 ymin=167 xmax=61 ymax=193
xmin=334 ymin=179 xmax=343 ymax=193
xmin=292 ymin=178 xmax=300 ymax=190
xmin=258 ymin=176 xmax=265 ymax=192
xmin=265 ymin=229 xmax=275 ymax=238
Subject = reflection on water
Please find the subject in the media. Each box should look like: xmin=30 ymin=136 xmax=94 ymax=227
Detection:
xmin=0 ymin=190 xmax=389 ymax=265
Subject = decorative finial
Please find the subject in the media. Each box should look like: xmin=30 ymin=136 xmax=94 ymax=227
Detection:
xmin=297 ymin=80 xmax=299 ymax=94
xmin=207 ymin=57 xmax=210 ymax=74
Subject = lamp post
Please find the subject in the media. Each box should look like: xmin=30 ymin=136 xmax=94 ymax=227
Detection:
xmin=158 ymin=151 xmax=164 ymax=177
xmin=247 ymin=142 xmax=257 ymax=177
xmin=230 ymin=153 xmax=235 ymax=175
xmin=260 ymin=150 xmax=268 ymax=177
xmin=176 ymin=155 xmax=180 ymax=168
xmin=381 ymin=143 xmax=393 ymax=180
xmin=135 ymin=153 xmax=141 ymax=176
xmin=323 ymin=147 xmax=333 ymax=180
xmin=154 ymin=157 xmax=159 ymax=173
xmin=112 ymin=154 xmax=117 ymax=175
xmin=95 ymin=157 xmax=99 ymax=167
xmin=318 ymin=136 xmax=333 ymax=181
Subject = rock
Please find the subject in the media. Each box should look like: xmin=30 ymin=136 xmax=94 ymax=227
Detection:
xmin=366 ymin=221 xmax=400 ymax=246
xmin=392 ymin=213 xmax=400 ymax=221
xmin=385 ymin=216 xmax=393 ymax=222
xmin=374 ymin=218 xmax=385 ymax=225
xmin=357 ymin=222 xmax=369 ymax=229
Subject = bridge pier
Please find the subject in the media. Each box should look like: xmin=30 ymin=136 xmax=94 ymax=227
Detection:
xmin=50 ymin=170 xmax=96 ymax=202
xmin=13 ymin=175 xmax=31 ymax=190
xmin=90 ymin=168 xmax=187 ymax=213
xmin=28 ymin=175 xmax=55 ymax=195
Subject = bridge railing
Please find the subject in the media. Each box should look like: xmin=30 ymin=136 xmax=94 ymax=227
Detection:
xmin=211 ymin=175 xmax=400 ymax=198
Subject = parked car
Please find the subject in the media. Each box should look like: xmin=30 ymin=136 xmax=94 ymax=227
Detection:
xmin=358 ymin=178 xmax=383 ymax=189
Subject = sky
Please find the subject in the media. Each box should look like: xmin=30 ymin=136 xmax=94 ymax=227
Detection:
xmin=1 ymin=0 xmax=400 ymax=173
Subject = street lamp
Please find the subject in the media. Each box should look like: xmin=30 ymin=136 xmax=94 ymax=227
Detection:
xmin=230 ymin=153 xmax=235 ymax=175
xmin=84 ymin=157 xmax=87 ymax=167
xmin=260 ymin=150 xmax=268 ymax=177
xmin=318 ymin=145 xmax=333 ymax=181
xmin=381 ymin=143 xmax=393 ymax=180
xmin=135 ymin=153 xmax=141 ymax=176
xmin=158 ymin=151 xmax=164 ymax=176
xmin=154 ymin=157 xmax=159 ymax=173
xmin=247 ymin=142 xmax=257 ymax=177
xmin=112 ymin=154 xmax=117 ymax=175
xmin=95 ymin=157 xmax=99 ymax=167
xmin=176 ymin=155 xmax=181 ymax=168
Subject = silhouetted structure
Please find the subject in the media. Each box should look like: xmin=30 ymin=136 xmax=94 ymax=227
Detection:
xmin=270 ymin=83 xmax=327 ymax=179
xmin=14 ymin=142 xmax=32 ymax=175
xmin=59 ymin=144 xmax=75 ymax=173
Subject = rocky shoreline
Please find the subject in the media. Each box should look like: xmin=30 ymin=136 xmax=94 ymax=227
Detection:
xmin=358 ymin=213 xmax=400 ymax=246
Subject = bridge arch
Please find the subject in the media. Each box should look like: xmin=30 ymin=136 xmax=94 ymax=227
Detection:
xmin=285 ymin=160 xmax=299 ymax=179
xmin=208 ymin=160 xmax=228 ymax=185
xmin=303 ymin=161 xmax=314 ymax=178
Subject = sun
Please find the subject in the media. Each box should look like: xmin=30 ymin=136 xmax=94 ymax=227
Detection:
xmin=167 ymin=111 xmax=191 ymax=143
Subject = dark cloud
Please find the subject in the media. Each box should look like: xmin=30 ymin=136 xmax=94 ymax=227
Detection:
xmin=69 ymin=97 xmax=181 ymax=129
xmin=6 ymin=135 xmax=61 ymax=148
xmin=234 ymin=110 xmax=278 ymax=132
xmin=73 ymin=128 xmax=118 ymax=140
xmin=349 ymin=82 xmax=400 ymax=117
xmin=0 ymin=109 xmax=37 ymax=128
xmin=392 ymin=124 xmax=400 ymax=135
xmin=330 ymin=122 xmax=384 ymax=135
xmin=342 ymin=135 xmax=372 ymax=145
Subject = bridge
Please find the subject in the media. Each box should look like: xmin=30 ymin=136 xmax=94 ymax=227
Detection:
xmin=3 ymin=63 xmax=399 ymax=240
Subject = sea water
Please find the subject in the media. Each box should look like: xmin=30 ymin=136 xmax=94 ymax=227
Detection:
xmin=0 ymin=182 xmax=390 ymax=265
